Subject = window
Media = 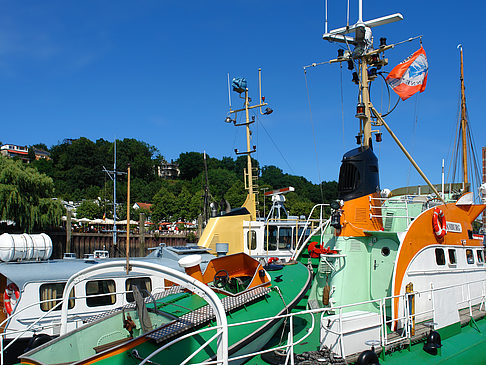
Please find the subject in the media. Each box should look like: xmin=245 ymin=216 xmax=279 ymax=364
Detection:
xmin=466 ymin=249 xmax=474 ymax=264
xmin=264 ymin=226 xmax=277 ymax=250
xmin=435 ymin=248 xmax=445 ymax=265
xmin=40 ymin=283 xmax=75 ymax=312
xmin=278 ymin=228 xmax=293 ymax=249
xmin=477 ymin=250 xmax=484 ymax=264
xmin=126 ymin=277 xmax=152 ymax=302
xmin=86 ymin=280 xmax=116 ymax=307
xmin=247 ymin=230 xmax=257 ymax=250
xmin=448 ymin=249 xmax=457 ymax=265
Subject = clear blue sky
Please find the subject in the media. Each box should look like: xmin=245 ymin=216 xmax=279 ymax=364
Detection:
xmin=0 ymin=0 xmax=484 ymax=192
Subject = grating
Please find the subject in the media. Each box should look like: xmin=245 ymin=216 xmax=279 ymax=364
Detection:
xmin=84 ymin=286 xmax=184 ymax=323
xmin=147 ymin=286 xmax=271 ymax=343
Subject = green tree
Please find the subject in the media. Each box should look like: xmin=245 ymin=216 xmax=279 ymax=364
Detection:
xmin=76 ymin=200 xmax=103 ymax=220
xmin=0 ymin=156 xmax=63 ymax=232
xmin=177 ymin=152 xmax=204 ymax=180
xmin=151 ymin=187 xmax=177 ymax=222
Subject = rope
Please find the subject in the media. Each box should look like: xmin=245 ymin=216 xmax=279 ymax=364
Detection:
xmin=304 ymin=69 xmax=324 ymax=202
xmin=405 ymin=95 xmax=420 ymax=191
xmin=340 ymin=63 xmax=345 ymax=153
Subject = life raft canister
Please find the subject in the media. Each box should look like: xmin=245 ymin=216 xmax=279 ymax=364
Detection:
xmin=432 ymin=207 xmax=447 ymax=239
xmin=4 ymin=282 xmax=20 ymax=315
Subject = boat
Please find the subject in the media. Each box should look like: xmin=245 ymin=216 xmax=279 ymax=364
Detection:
xmin=198 ymin=70 xmax=327 ymax=261
xmin=0 ymin=234 xmax=213 ymax=364
xmin=18 ymin=252 xmax=312 ymax=364
xmin=234 ymin=1 xmax=486 ymax=363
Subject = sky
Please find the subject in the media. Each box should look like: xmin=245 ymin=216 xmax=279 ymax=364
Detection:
xmin=0 ymin=0 xmax=484 ymax=194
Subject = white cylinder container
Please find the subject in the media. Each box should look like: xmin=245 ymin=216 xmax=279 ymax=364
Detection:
xmin=0 ymin=233 xmax=53 ymax=262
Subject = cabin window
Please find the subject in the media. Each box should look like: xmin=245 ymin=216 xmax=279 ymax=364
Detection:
xmin=381 ymin=247 xmax=390 ymax=257
xmin=278 ymin=227 xmax=293 ymax=249
xmin=86 ymin=280 xmax=116 ymax=307
xmin=126 ymin=277 xmax=152 ymax=302
xmin=40 ymin=283 xmax=75 ymax=312
xmin=247 ymin=230 xmax=257 ymax=250
xmin=466 ymin=249 xmax=474 ymax=264
xmin=435 ymin=248 xmax=445 ymax=266
xmin=448 ymin=249 xmax=457 ymax=265
xmin=264 ymin=226 xmax=278 ymax=250
xmin=477 ymin=250 xmax=484 ymax=264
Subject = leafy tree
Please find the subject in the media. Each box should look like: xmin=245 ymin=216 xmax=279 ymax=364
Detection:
xmin=76 ymin=200 xmax=103 ymax=220
xmin=225 ymin=181 xmax=246 ymax=209
xmin=177 ymin=152 xmax=204 ymax=180
xmin=151 ymin=187 xmax=177 ymax=222
xmin=0 ymin=156 xmax=63 ymax=232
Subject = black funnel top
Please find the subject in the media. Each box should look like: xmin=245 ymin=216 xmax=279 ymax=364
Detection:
xmin=337 ymin=147 xmax=380 ymax=201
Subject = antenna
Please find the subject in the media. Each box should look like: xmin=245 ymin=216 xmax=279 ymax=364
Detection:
xmin=227 ymin=73 xmax=232 ymax=110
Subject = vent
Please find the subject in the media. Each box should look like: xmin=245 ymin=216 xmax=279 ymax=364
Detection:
xmin=355 ymin=207 xmax=368 ymax=222
xmin=384 ymin=211 xmax=394 ymax=231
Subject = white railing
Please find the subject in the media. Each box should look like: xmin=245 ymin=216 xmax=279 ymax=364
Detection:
xmin=136 ymin=277 xmax=486 ymax=364
xmin=292 ymin=204 xmax=330 ymax=260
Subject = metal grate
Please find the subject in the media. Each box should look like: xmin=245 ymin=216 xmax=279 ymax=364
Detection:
xmin=147 ymin=286 xmax=271 ymax=343
xmin=84 ymin=286 xmax=184 ymax=323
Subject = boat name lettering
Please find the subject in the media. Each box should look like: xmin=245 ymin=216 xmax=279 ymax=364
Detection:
xmin=446 ymin=222 xmax=462 ymax=233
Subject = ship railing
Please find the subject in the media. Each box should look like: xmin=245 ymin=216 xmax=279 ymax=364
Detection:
xmin=292 ymin=204 xmax=330 ymax=260
xmin=369 ymin=196 xmax=414 ymax=223
xmin=138 ymin=277 xmax=486 ymax=364
xmin=0 ymin=286 xmax=170 ymax=365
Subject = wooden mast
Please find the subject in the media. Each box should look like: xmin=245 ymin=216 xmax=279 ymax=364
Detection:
xmin=459 ymin=45 xmax=469 ymax=191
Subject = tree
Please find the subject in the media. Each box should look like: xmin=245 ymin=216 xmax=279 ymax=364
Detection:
xmin=76 ymin=200 xmax=103 ymax=220
xmin=151 ymin=187 xmax=177 ymax=222
xmin=0 ymin=156 xmax=63 ymax=232
xmin=177 ymin=152 xmax=204 ymax=180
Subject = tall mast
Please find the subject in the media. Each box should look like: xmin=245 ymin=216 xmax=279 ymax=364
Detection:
xmin=225 ymin=69 xmax=273 ymax=220
xmin=459 ymin=45 xmax=468 ymax=191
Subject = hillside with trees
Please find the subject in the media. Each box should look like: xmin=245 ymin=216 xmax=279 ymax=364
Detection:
xmin=24 ymin=138 xmax=337 ymax=222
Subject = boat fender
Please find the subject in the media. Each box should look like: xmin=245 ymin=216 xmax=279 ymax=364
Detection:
xmin=432 ymin=207 xmax=447 ymax=239
xmin=356 ymin=349 xmax=380 ymax=365
xmin=322 ymin=283 xmax=330 ymax=306
xmin=4 ymin=283 xmax=20 ymax=315
xmin=24 ymin=334 xmax=52 ymax=353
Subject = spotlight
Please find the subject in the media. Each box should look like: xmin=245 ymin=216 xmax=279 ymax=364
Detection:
xmin=380 ymin=37 xmax=387 ymax=47
xmin=352 ymin=72 xmax=359 ymax=84
xmin=225 ymin=116 xmax=233 ymax=124
xmin=263 ymin=107 xmax=273 ymax=115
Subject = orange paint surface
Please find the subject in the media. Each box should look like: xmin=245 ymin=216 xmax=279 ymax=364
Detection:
xmin=338 ymin=193 xmax=383 ymax=237
xmin=392 ymin=202 xmax=486 ymax=321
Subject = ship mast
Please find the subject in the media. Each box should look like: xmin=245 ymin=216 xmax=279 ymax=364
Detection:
xmin=459 ymin=45 xmax=468 ymax=191
xmin=225 ymin=69 xmax=273 ymax=220
xmin=320 ymin=1 xmax=445 ymax=203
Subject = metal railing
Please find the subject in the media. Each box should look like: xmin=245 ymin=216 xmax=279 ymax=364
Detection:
xmin=136 ymin=277 xmax=486 ymax=364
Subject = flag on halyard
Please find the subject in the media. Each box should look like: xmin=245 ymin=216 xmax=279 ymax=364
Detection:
xmin=386 ymin=47 xmax=428 ymax=101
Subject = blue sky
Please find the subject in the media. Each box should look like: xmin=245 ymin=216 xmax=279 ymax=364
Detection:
xmin=0 ymin=0 xmax=484 ymax=192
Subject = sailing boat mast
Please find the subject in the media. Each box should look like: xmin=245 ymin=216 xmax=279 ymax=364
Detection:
xmin=459 ymin=45 xmax=468 ymax=191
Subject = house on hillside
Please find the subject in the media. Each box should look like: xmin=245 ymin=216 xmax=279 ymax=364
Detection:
xmin=1 ymin=144 xmax=29 ymax=162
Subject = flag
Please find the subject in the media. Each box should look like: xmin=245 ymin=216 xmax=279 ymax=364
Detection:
xmin=103 ymin=212 xmax=106 ymax=220
xmin=386 ymin=47 xmax=428 ymax=101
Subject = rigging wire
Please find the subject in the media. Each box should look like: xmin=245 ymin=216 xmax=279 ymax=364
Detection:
xmin=340 ymin=63 xmax=345 ymax=152
xmin=405 ymin=94 xmax=420 ymax=191
xmin=255 ymin=114 xmax=295 ymax=175
xmin=303 ymin=69 xmax=324 ymax=202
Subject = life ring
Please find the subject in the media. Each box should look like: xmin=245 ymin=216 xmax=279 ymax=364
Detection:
xmin=432 ymin=207 xmax=447 ymax=239
xmin=4 ymin=283 xmax=20 ymax=315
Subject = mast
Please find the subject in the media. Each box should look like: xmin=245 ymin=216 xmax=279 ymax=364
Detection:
xmin=459 ymin=45 xmax=468 ymax=191
xmin=225 ymin=69 xmax=273 ymax=220
xmin=320 ymin=6 xmax=445 ymax=204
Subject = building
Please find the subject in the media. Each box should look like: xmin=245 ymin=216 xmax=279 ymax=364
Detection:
xmin=133 ymin=202 xmax=153 ymax=212
xmin=1 ymin=144 xmax=29 ymax=162
xmin=33 ymin=148 xmax=51 ymax=160
xmin=157 ymin=160 xmax=180 ymax=179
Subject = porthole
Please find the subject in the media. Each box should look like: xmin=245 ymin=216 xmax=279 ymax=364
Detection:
xmin=381 ymin=247 xmax=390 ymax=257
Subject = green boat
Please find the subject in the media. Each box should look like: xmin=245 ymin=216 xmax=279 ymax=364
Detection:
xmin=18 ymin=253 xmax=311 ymax=364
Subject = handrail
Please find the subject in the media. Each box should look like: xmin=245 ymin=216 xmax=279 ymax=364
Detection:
xmin=143 ymin=276 xmax=486 ymax=364
xmin=292 ymin=204 xmax=330 ymax=260
xmin=59 ymin=261 xmax=228 ymax=363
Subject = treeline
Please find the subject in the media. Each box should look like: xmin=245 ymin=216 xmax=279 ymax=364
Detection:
xmin=27 ymin=137 xmax=337 ymax=222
